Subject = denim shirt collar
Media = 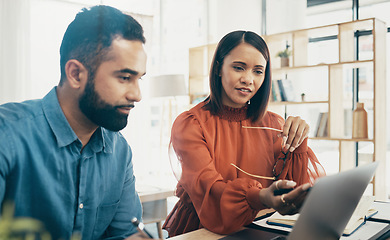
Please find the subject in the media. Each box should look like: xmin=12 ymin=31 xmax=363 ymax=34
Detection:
xmin=42 ymin=87 xmax=112 ymax=154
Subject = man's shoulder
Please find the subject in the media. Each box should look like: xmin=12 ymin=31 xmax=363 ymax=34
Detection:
xmin=0 ymin=99 xmax=43 ymax=126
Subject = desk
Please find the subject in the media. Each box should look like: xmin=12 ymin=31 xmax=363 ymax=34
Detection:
xmin=168 ymin=203 xmax=390 ymax=240
xmin=137 ymin=185 xmax=175 ymax=238
xmin=169 ymin=226 xmax=390 ymax=240
xmin=169 ymin=228 xmax=225 ymax=240
xmin=167 ymin=209 xmax=274 ymax=240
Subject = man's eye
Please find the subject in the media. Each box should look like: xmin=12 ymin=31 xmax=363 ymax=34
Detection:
xmin=120 ymin=76 xmax=131 ymax=81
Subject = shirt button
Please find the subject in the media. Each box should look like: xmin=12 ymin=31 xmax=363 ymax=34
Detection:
xmin=79 ymin=203 xmax=84 ymax=209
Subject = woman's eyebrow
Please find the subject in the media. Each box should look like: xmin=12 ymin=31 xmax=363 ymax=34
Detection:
xmin=232 ymin=61 xmax=247 ymax=65
xmin=232 ymin=61 xmax=264 ymax=68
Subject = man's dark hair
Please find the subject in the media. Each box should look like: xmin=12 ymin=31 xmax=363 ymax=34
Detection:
xmin=59 ymin=5 xmax=146 ymax=85
xmin=206 ymin=30 xmax=271 ymax=123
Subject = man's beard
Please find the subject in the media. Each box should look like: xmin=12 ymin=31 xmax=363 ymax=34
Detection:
xmin=79 ymin=79 xmax=130 ymax=132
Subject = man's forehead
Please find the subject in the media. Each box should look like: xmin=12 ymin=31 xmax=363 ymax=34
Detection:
xmin=105 ymin=38 xmax=147 ymax=74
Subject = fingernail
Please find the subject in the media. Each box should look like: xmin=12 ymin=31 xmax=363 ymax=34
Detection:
xmin=289 ymin=147 xmax=295 ymax=152
xmin=282 ymin=136 xmax=287 ymax=146
xmin=285 ymin=144 xmax=290 ymax=150
xmin=286 ymin=181 xmax=296 ymax=187
xmin=302 ymin=183 xmax=311 ymax=191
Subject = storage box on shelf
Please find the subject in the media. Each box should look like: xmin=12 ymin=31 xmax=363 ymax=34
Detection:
xmin=188 ymin=18 xmax=387 ymax=200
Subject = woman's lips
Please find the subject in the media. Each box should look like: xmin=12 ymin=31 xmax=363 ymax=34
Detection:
xmin=237 ymin=88 xmax=252 ymax=96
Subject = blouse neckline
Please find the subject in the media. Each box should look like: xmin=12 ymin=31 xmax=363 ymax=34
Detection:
xmin=218 ymin=105 xmax=248 ymax=122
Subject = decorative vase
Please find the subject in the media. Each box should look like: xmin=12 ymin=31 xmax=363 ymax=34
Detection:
xmin=352 ymin=102 xmax=368 ymax=139
xmin=281 ymin=57 xmax=289 ymax=67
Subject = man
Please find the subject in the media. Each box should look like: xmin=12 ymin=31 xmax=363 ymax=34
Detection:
xmin=0 ymin=5 xmax=149 ymax=239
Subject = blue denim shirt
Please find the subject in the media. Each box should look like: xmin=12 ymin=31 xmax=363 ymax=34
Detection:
xmin=0 ymin=87 xmax=142 ymax=239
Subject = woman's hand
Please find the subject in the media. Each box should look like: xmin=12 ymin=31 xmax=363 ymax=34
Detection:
xmin=280 ymin=116 xmax=309 ymax=152
xmin=259 ymin=180 xmax=311 ymax=215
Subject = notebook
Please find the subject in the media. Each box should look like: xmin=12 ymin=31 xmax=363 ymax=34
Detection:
xmin=220 ymin=162 xmax=382 ymax=240
xmin=265 ymin=195 xmax=378 ymax=236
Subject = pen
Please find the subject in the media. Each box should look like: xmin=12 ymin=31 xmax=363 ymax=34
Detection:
xmin=131 ymin=217 xmax=154 ymax=239
xmin=273 ymin=186 xmax=312 ymax=196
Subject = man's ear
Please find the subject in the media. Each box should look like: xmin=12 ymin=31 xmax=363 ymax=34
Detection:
xmin=65 ymin=59 xmax=88 ymax=89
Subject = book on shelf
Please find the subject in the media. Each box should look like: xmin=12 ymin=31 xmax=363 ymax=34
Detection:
xmin=281 ymin=79 xmax=296 ymax=102
xmin=266 ymin=195 xmax=378 ymax=236
xmin=273 ymin=79 xmax=296 ymax=102
xmin=277 ymin=79 xmax=287 ymax=101
xmin=315 ymin=112 xmax=328 ymax=137
xmin=270 ymin=81 xmax=277 ymax=102
xmin=270 ymin=81 xmax=276 ymax=102
xmin=271 ymin=80 xmax=282 ymax=102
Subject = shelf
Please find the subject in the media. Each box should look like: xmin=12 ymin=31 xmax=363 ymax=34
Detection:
xmin=309 ymin=137 xmax=374 ymax=142
xmin=270 ymin=101 xmax=328 ymax=106
xmin=272 ymin=59 xmax=373 ymax=72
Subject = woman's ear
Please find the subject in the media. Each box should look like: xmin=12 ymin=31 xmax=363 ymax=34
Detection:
xmin=64 ymin=59 xmax=88 ymax=89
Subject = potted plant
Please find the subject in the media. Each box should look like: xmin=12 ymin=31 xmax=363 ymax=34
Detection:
xmin=276 ymin=48 xmax=291 ymax=67
xmin=0 ymin=202 xmax=81 ymax=240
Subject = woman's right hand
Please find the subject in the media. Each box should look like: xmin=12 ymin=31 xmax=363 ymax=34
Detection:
xmin=259 ymin=180 xmax=311 ymax=215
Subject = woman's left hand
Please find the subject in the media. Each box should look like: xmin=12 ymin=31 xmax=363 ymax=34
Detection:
xmin=280 ymin=116 xmax=309 ymax=152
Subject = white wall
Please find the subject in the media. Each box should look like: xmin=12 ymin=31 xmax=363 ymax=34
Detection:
xmin=266 ymin=0 xmax=307 ymax=34
xmin=0 ymin=0 xmax=31 ymax=103
xmin=207 ymin=0 xmax=262 ymax=43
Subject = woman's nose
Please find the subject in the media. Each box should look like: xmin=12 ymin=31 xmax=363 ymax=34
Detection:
xmin=240 ymin=71 xmax=254 ymax=85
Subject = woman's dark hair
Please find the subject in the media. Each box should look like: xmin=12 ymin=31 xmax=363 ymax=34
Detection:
xmin=206 ymin=30 xmax=271 ymax=123
xmin=59 ymin=5 xmax=145 ymax=85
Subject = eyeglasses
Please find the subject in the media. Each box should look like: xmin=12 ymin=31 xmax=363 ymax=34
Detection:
xmin=231 ymin=150 xmax=289 ymax=181
xmin=272 ymin=150 xmax=289 ymax=180
xmin=230 ymin=125 xmax=288 ymax=181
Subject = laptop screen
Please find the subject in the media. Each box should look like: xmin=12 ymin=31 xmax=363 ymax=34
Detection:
xmin=288 ymin=162 xmax=378 ymax=240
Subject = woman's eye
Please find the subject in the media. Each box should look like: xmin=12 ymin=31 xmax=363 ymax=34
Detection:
xmin=254 ymin=70 xmax=263 ymax=75
xmin=233 ymin=66 xmax=244 ymax=71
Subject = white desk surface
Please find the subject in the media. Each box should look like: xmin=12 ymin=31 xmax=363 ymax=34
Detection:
xmin=168 ymin=228 xmax=225 ymax=240
xmin=136 ymin=185 xmax=175 ymax=203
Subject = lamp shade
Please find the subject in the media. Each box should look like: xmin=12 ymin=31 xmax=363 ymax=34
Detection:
xmin=149 ymin=74 xmax=187 ymax=98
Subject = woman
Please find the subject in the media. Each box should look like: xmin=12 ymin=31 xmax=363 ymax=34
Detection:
xmin=163 ymin=30 xmax=325 ymax=236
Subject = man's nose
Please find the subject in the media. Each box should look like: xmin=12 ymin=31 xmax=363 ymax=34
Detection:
xmin=126 ymin=81 xmax=142 ymax=102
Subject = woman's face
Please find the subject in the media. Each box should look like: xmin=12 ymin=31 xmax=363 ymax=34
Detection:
xmin=220 ymin=42 xmax=267 ymax=108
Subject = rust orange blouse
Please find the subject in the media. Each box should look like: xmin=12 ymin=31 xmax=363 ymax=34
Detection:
xmin=163 ymin=102 xmax=324 ymax=236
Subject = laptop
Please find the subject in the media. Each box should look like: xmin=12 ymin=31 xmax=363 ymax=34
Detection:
xmin=220 ymin=162 xmax=379 ymax=240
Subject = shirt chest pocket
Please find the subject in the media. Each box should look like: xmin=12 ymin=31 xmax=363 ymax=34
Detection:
xmin=92 ymin=200 xmax=120 ymax=238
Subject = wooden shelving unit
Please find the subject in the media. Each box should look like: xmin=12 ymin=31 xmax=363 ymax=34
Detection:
xmin=188 ymin=18 xmax=387 ymax=200
xmin=188 ymin=43 xmax=217 ymax=103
